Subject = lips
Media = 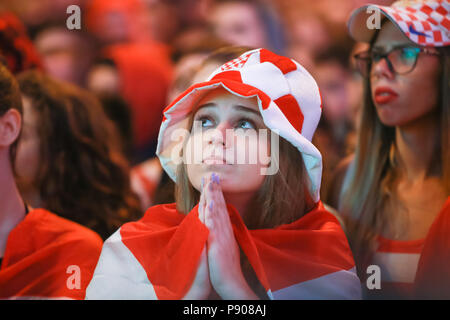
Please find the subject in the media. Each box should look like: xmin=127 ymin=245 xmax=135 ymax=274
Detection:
xmin=374 ymin=87 xmax=398 ymax=104
xmin=202 ymin=156 xmax=231 ymax=165
xmin=203 ymin=157 xmax=226 ymax=165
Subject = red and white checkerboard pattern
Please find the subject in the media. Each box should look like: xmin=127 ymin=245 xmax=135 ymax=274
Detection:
xmin=349 ymin=0 xmax=449 ymax=47
xmin=219 ymin=51 xmax=252 ymax=71
xmin=157 ymin=48 xmax=323 ymax=202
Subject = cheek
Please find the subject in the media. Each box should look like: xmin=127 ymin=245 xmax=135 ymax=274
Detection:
xmin=398 ymin=62 xmax=440 ymax=116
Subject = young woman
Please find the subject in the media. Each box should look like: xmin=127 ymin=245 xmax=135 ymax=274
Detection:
xmin=331 ymin=0 xmax=449 ymax=299
xmin=86 ymin=48 xmax=361 ymax=300
xmin=15 ymin=70 xmax=142 ymax=240
xmin=0 ymin=63 xmax=102 ymax=300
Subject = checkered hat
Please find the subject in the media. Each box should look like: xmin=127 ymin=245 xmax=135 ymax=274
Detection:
xmin=348 ymin=0 xmax=450 ymax=47
xmin=156 ymin=48 xmax=323 ymax=202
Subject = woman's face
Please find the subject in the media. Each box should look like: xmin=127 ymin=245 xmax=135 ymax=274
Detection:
xmin=370 ymin=22 xmax=441 ymax=127
xmin=185 ymin=87 xmax=270 ymax=195
xmin=15 ymin=96 xmax=41 ymax=192
xmin=210 ymin=2 xmax=268 ymax=48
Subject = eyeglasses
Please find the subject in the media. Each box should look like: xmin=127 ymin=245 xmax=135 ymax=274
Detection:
xmin=353 ymin=46 xmax=440 ymax=77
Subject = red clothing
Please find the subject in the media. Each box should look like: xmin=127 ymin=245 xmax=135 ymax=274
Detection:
xmin=104 ymin=42 xmax=173 ymax=149
xmin=365 ymin=197 xmax=450 ymax=299
xmin=86 ymin=202 xmax=361 ymax=299
xmin=0 ymin=209 xmax=103 ymax=299
xmin=415 ymin=197 xmax=450 ymax=299
xmin=370 ymin=236 xmax=424 ymax=299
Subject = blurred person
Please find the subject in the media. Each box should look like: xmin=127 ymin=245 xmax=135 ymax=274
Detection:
xmin=86 ymin=0 xmax=153 ymax=46
xmin=86 ymin=48 xmax=361 ymax=300
xmin=86 ymin=43 xmax=173 ymax=163
xmin=97 ymin=93 xmax=135 ymax=162
xmin=331 ymin=0 xmax=450 ymax=299
xmin=33 ymin=24 xmax=98 ymax=87
xmin=86 ymin=58 xmax=121 ymax=95
xmin=5 ymin=0 xmax=86 ymax=34
xmin=167 ymin=32 xmax=231 ymax=103
xmin=0 ymin=11 xmax=42 ymax=74
xmin=285 ymin=9 xmax=331 ymax=64
xmin=0 ymin=62 xmax=102 ymax=299
xmin=312 ymin=45 xmax=356 ymax=201
xmin=15 ymin=70 xmax=142 ymax=240
xmin=209 ymin=0 xmax=286 ymax=54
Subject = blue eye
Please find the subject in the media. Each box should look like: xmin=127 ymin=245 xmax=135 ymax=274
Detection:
xmin=200 ymin=118 xmax=214 ymax=128
xmin=236 ymin=119 xmax=255 ymax=130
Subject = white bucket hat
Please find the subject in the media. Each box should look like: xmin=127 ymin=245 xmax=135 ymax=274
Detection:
xmin=348 ymin=0 xmax=450 ymax=47
xmin=156 ymin=48 xmax=323 ymax=202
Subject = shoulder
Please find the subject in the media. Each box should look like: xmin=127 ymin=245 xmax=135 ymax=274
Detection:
xmin=283 ymin=201 xmax=347 ymax=236
xmin=117 ymin=203 xmax=184 ymax=234
xmin=22 ymin=209 xmax=103 ymax=250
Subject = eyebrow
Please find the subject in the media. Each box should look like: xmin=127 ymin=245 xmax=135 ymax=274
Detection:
xmin=196 ymin=103 xmax=262 ymax=117
xmin=372 ymin=44 xmax=416 ymax=52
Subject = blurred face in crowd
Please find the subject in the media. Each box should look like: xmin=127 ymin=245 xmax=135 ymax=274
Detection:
xmin=87 ymin=64 xmax=121 ymax=96
xmin=210 ymin=2 xmax=268 ymax=48
xmin=15 ymin=96 xmax=40 ymax=193
xmin=314 ymin=60 xmax=351 ymax=124
xmin=185 ymin=87 xmax=270 ymax=195
xmin=34 ymin=28 xmax=93 ymax=86
xmin=370 ymin=22 xmax=441 ymax=127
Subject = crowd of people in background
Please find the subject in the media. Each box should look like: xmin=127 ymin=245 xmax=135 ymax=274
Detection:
xmin=0 ymin=0 xmax=448 ymax=300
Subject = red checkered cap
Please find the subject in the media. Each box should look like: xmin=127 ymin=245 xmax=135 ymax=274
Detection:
xmin=156 ymin=48 xmax=323 ymax=202
xmin=348 ymin=0 xmax=450 ymax=47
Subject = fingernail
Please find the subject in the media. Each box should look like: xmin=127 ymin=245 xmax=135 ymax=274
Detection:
xmin=212 ymin=172 xmax=219 ymax=184
xmin=201 ymin=177 xmax=205 ymax=189
xmin=209 ymin=200 xmax=214 ymax=210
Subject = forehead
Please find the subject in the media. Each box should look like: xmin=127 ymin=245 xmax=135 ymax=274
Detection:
xmin=373 ymin=20 xmax=414 ymax=48
xmin=194 ymin=87 xmax=260 ymax=113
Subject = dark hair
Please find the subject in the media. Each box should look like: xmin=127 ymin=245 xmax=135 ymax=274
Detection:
xmin=0 ymin=62 xmax=22 ymax=167
xmin=17 ymin=70 xmax=142 ymax=239
xmin=314 ymin=44 xmax=352 ymax=70
xmin=96 ymin=93 xmax=134 ymax=161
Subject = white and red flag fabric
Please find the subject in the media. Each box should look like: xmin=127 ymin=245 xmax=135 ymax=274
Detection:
xmin=86 ymin=202 xmax=362 ymax=300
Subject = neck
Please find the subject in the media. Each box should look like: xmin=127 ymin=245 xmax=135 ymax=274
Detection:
xmin=0 ymin=154 xmax=26 ymax=256
xmin=19 ymin=188 xmax=42 ymax=209
xmin=395 ymin=111 xmax=440 ymax=182
xmin=223 ymin=191 xmax=256 ymax=220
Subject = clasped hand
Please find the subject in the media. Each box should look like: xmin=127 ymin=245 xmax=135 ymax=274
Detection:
xmin=183 ymin=173 xmax=259 ymax=300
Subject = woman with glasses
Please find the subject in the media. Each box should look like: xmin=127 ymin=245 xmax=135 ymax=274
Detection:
xmin=329 ymin=0 xmax=449 ymax=299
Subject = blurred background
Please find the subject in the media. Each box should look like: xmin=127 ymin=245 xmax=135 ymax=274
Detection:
xmin=0 ymin=0 xmax=394 ymax=206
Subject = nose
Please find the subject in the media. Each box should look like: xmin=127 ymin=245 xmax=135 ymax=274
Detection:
xmin=207 ymin=121 xmax=229 ymax=147
xmin=371 ymin=57 xmax=394 ymax=80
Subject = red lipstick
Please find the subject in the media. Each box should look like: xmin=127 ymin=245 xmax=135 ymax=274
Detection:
xmin=374 ymin=87 xmax=398 ymax=104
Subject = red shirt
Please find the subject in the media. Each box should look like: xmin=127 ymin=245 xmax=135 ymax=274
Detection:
xmin=0 ymin=209 xmax=103 ymax=299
